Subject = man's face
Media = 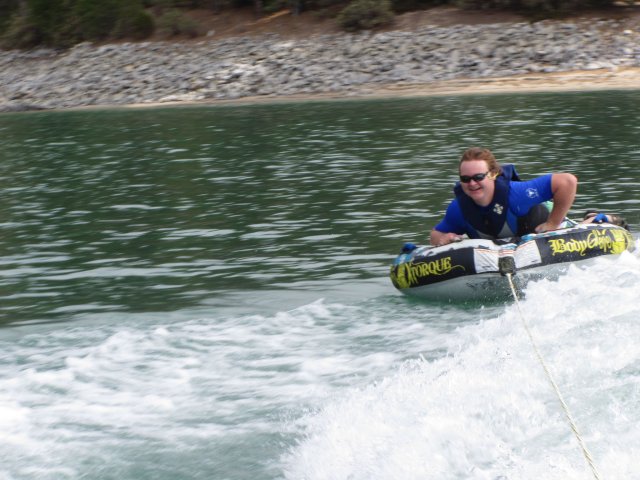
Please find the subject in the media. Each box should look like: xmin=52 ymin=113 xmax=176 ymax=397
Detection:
xmin=459 ymin=160 xmax=494 ymax=207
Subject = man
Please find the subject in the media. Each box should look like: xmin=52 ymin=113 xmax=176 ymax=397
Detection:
xmin=430 ymin=147 xmax=578 ymax=247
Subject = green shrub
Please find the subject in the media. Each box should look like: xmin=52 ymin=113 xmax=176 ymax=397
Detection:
xmin=520 ymin=0 xmax=614 ymax=12
xmin=1 ymin=11 xmax=41 ymax=48
xmin=453 ymin=0 xmax=615 ymax=12
xmin=337 ymin=0 xmax=394 ymax=31
xmin=0 ymin=0 xmax=20 ymax=34
xmin=156 ymin=8 xmax=202 ymax=37
xmin=71 ymin=0 xmax=155 ymax=42
xmin=263 ymin=0 xmax=289 ymax=14
xmin=112 ymin=7 xmax=155 ymax=39
xmin=392 ymin=0 xmax=446 ymax=14
xmin=73 ymin=0 xmax=123 ymax=40
xmin=1 ymin=0 xmax=154 ymax=48
xmin=452 ymin=0 xmax=514 ymax=9
xmin=1 ymin=0 xmax=78 ymax=48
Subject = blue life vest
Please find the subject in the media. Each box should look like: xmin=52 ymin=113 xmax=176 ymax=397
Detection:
xmin=453 ymin=164 xmax=521 ymax=239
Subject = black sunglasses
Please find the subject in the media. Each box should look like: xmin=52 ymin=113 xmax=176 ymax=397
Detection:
xmin=459 ymin=172 xmax=490 ymax=183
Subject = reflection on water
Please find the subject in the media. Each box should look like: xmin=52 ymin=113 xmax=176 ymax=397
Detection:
xmin=1 ymin=91 xmax=639 ymax=324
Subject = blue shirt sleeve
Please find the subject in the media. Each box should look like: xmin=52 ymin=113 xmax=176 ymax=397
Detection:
xmin=508 ymin=174 xmax=554 ymax=216
xmin=434 ymin=199 xmax=467 ymax=234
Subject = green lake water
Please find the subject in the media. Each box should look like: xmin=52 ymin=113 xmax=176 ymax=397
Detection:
xmin=1 ymin=91 xmax=639 ymax=479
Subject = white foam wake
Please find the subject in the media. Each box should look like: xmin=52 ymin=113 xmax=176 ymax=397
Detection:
xmin=283 ymin=250 xmax=640 ymax=479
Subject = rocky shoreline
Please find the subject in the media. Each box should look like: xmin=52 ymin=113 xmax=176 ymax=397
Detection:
xmin=1 ymin=17 xmax=640 ymax=112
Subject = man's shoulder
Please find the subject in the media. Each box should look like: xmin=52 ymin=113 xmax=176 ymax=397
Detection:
xmin=445 ymin=197 xmax=462 ymax=212
xmin=509 ymin=175 xmax=553 ymax=200
xmin=510 ymin=174 xmax=552 ymax=187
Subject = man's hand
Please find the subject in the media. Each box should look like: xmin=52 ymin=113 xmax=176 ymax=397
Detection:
xmin=430 ymin=231 xmax=463 ymax=246
xmin=534 ymin=221 xmax=562 ymax=233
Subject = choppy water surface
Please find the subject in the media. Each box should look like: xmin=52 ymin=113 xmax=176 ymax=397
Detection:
xmin=1 ymin=91 xmax=640 ymax=479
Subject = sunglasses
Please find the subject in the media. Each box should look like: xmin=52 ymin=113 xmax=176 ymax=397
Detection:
xmin=459 ymin=172 xmax=490 ymax=183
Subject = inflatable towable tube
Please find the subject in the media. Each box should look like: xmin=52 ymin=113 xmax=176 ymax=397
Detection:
xmin=390 ymin=223 xmax=635 ymax=301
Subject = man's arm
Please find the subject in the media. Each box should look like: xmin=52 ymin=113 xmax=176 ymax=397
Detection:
xmin=430 ymin=200 xmax=466 ymax=246
xmin=535 ymin=173 xmax=578 ymax=233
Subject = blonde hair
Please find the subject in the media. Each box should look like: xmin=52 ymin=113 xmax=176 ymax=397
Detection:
xmin=459 ymin=147 xmax=501 ymax=177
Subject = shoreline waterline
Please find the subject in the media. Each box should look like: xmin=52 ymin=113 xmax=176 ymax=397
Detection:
xmin=63 ymin=67 xmax=638 ymax=111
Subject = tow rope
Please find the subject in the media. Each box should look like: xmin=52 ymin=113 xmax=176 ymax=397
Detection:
xmin=502 ymin=263 xmax=602 ymax=480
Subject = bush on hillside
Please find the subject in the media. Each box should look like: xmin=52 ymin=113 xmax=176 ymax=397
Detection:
xmin=112 ymin=6 xmax=155 ymax=39
xmin=452 ymin=0 xmax=615 ymax=13
xmin=520 ymin=0 xmax=613 ymax=12
xmin=0 ymin=0 xmax=20 ymax=34
xmin=337 ymin=0 xmax=394 ymax=31
xmin=1 ymin=0 xmax=76 ymax=48
xmin=393 ymin=0 xmax=446 ymax=14
xmin=1 ymin=11 xmax=41 ymax=49
xmin=156 ymin=8 xmax=203 ymax=37
xmin=74 ymin=0 xmax=125 ymax=40
xmin=1 ymin=0 xmax=153 ymax=48
xmin=74 ymin=0 xmax=155 ymax=41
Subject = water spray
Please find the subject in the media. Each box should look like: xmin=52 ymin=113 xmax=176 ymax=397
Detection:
xmin=502 ymin=264 xmax=602 ymax=480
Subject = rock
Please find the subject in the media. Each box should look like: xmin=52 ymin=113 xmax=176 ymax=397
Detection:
xmin=0 ymin=102 xmax=47 ymax=112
